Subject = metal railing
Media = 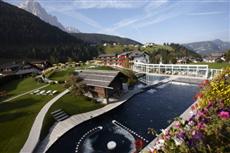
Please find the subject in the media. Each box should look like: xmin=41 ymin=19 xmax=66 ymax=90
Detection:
xmin=133 ymin=62 xmax=222 ymax=79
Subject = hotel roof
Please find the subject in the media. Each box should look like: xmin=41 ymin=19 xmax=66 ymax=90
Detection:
xmin=75 ymin=70 xmax=122 ymax=89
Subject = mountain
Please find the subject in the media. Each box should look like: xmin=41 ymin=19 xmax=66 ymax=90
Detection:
xmin=71 ymin=33 xmax=142 ymax=45
xmin=141 ymin=43 xmax=201 ymax=64
xmin=183 ymin=39 xmax=230 ymax=55
xmin=19 ymin=0 xmax=80 ymax=33
xmin=0 ymin=1 xmax=99 ymax=61
xmin=65 ymin=26 xmax=80 ymax=33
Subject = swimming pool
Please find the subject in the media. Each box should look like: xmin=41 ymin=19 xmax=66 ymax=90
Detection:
xmin=46 ymin=82 xmax=199 ymax=153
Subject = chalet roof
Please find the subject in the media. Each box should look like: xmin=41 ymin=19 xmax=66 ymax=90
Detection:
xmin=210 ymin=53 xmax=224 ymax=57
xmin=75 ymin=70 xmax=121 ymax=89
xmin=118 ymin=51 xmax=148 ymax=58
xmin=29 ymin=60 xmax=49 ymax=64
xmin=129 ymin=51 xmax=148 ymax=58
xmin=98 ymin=54 xmax=116 ymax=58
xmin=118 ymin=51 xmax=132 ymax=56
xmin=0 ymin=63 xmax=20 ymax=69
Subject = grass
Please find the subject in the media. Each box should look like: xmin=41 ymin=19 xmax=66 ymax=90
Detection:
xmin=0 ymin=84 xmax=64 ymax=153
xmin=77 ymin=64 xmax=116 ymax=71
xmin=40 ymin=93 xmax=104 ymax=140
xmin=89 ymin=65 xmax=115 ymax=70
xmin=0 ymin=77 xmax=45 ymax=101
xmin=192 ymin=62 xmax=230 ymax=69
xmin=49 ymin=68 xmax=75 ymax=82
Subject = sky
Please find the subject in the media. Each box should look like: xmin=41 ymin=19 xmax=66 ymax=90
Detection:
xmin=6 ymin=0 xmax=230 ymax=44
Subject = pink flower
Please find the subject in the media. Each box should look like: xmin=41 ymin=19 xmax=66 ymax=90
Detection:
xmin=198 ymin=80 xmax=209 ymax=88
xmin=197 ymin=110 xmax=205 ymax=118
xmin=218 ymin=111 xmax=230 ymax=119
xmin=174 ymin=121 xmax=180 ymax=128
xmin=195 ymin=93 xmax=203 ymax=100
xmin=191 ymin=105 xmax=196 ymax=111
xmin=197 ymin=122 xmax=205 ymax=129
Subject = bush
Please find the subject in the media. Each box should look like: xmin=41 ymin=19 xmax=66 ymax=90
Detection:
xmin=121 ymin=69 xmax=137 ymax=86
xmin=149 ymin=67 xmax=230 ymax=153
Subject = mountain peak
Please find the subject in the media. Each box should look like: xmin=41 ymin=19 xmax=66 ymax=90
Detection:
xmin=183 ymin=39 xmax=230 ymax=55
xmin=65 ymin=26 xmax=80 ymax=33
xmin=19 ymin=0 xmax=65 ymax=31
xmin=212 ymin=39 xmax=223 ymax=43
xmin=18 ymin=0 xmax=80 ymax=33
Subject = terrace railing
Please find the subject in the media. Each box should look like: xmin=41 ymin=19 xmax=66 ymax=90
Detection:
xmin=133 ymin=62 xmax=222 ymax=79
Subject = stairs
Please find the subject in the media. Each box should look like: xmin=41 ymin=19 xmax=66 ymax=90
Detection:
xmin=51 ymin=109 xmax=69 ymax=122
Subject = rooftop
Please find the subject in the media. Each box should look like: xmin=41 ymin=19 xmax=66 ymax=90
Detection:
xmin=75 ymin=70 xmax=121 ymax=89
xmin=98 ymin=54 xmax=117 ymax=58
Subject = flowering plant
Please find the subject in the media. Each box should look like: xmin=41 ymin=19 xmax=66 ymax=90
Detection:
xmin=149 ymin=67 xmax=230 ymax=153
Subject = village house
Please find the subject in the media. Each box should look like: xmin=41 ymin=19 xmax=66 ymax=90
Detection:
xmin=96 ymin=51 xmax=149 ymax=68
xmin=0 ymin=61 xmax=45 ymax=77
xmin=29 ymin=60 xmax=52 ymax=70
xmin=97 ymin=54 xmax=118 ymax=66
xmin=203 ymin=53 xmax=225 ymax=63
xmin=117 ymin=51 xmax=150 ymax=68
xmin=143 ymin=42 xmax=155 ymax=48
xmin=75 ymin=70 xmax=128 ymax=103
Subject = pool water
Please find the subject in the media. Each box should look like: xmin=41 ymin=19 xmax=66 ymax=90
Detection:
xmin=46 ymin=82 xmax=198 ymax=153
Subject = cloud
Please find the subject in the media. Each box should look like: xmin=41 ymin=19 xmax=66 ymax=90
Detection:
xmin=101 ymin=18 xmax=139 ymax=33
xmin=45 ymin=5 xmax=103 ymax=29
xmin=73 ymin=0 xmax=146 ymax=9
xmin=188 ymin=11 xmax=224 ymax=16
xmin=100 ymin=0 xmax=182 ymax=33
xmin=144 ymin=0 xmax=169 ymax=13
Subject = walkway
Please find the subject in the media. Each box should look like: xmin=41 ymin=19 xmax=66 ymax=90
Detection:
xmin=1 ymin=84 xmax=50 ymax=103
xmin=36 ymin=77 xmax=176 ymax=153
xmin=20 ymin=89 xmax=70 ymax=153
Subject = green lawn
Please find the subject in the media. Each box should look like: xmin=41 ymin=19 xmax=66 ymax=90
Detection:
xmin=90 ymin=65 xmax=115 ymax=70
xmin=49 ymin=68 xmax=75 ymax=82
xmin=77 ymin=65 xmax=116 ymax=71
xmin=192 ymin=62 xmax=230 ymax=69
xmin=0 ymin=84 xmax=64 ymax=153
xmin=0 ymin=77 xmax=45 ymax=101
xmin=40 ymin=93 xmax=104 ymax=140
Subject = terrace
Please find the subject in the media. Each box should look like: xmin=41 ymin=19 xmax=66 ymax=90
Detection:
xmin=133 ymin=62 xmax=222 ymax=79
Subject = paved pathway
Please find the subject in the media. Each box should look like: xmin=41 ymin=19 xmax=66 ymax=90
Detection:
xmin=36 ymin=77 xmax=176 ymax=153
xmin=20 ymin=89 xmax=70 ymax=153
xmin=1 ymin=84 xmax=50 ymax=103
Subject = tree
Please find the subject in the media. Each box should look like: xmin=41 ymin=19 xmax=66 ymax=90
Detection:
xmin=0 ymin=90 xmax=7 ymax=98
xmin=65 ymin=75 xmax=88 ymax=96
xmin=225 ymin=50 xmax=230 ymax=62
xmin=171 ymin=57 xmax=177 ymax=64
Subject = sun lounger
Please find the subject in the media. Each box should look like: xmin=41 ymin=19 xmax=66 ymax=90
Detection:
xmin=52 ymin=90 xmax=58 ymax=95
xmin=38 ymin=90 xmax=45 ymax=95
xmin=46 ymin=90 xmax=52 ymax=94
xmin=30 ymin=89 xmax=40 ymax=94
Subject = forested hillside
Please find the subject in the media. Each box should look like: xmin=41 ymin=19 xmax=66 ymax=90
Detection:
xmin=71 ymin=33 xmax=141 ymax=45
xmin=100 ymin=43 xmax=201 ymax=64
xmin=0 ymin=1 xmax=100 ymax=62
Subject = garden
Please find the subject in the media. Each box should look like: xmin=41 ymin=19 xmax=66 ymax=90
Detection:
xmin=145 ymin=67 xmax=230 ymax=153
xmin=0 ymin=83 xmax=64 ymax=153
xmin=0 ymin=77 xmax=45 ymax=101
xmin=40 ymin=93 xmax=104 ymax=140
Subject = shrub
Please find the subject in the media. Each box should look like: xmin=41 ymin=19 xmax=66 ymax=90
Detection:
xmin=149 ymin=67 xmax=230 ymax=153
